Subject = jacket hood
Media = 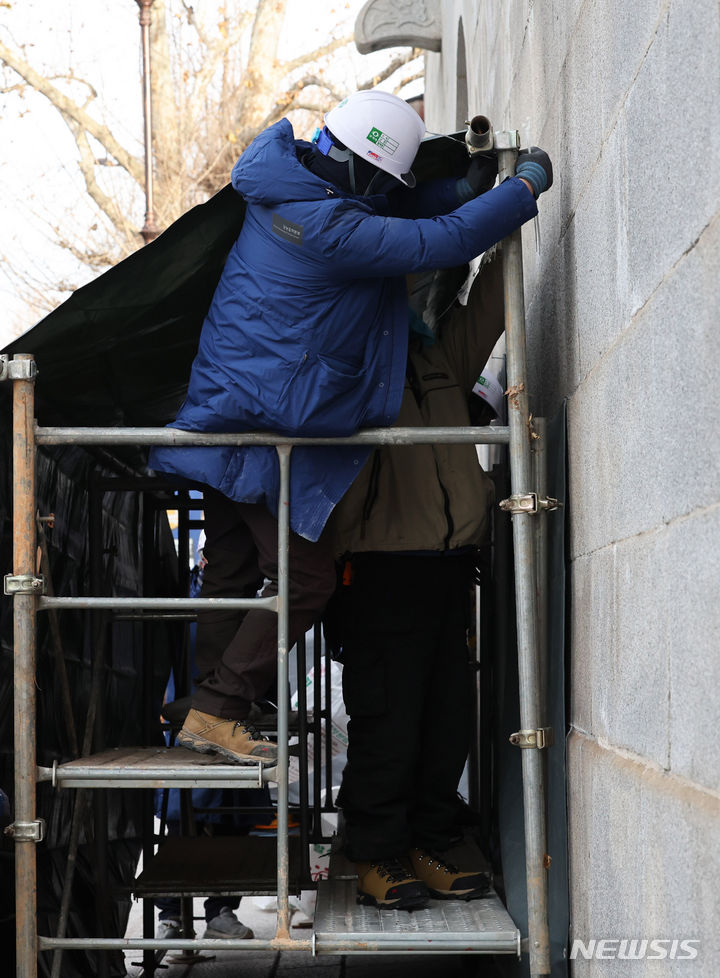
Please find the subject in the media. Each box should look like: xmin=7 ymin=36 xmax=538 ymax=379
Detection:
xmin=232 ymin=119 xmax=332 ymax=206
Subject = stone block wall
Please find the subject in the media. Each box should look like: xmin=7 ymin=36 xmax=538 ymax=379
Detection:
xmin=422 ymin=1 xmax=720 ymax=970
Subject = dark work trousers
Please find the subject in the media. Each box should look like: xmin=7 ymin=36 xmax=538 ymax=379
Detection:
xmin=157 ymin=893 xmax=239 ymax=922
xmin=192 ymin=488 xmax=336 ymax=720
xmin=337 ymin=552 xmax=475 ymax=861
xmin=157 ymin=894 xmax=239 ymax=923
xmin=155 ymin=897 xmax=240 ymax=923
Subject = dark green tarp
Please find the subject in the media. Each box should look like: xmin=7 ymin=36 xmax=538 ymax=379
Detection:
xmin=3 ymin=185 xmax=245 ymax=428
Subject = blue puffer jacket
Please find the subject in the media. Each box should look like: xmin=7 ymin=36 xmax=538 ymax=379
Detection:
xmin=149 ymin=119 xmax=537 ymax=540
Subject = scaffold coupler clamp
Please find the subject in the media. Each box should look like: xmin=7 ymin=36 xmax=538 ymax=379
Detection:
xmin=4 ymin=574 xmax=45 ymax=595
xmin=494 ymin=129 xmax=521 ymax=152
xmin=509 ymin=727 xmax=554 ymax=749
xmin=4 ymin=819 xmax=46 ymax=843
xmin=499 ymin=492 xmax=562 ymax=515
xmin=0 ymin=355 xmax=38 ymax=381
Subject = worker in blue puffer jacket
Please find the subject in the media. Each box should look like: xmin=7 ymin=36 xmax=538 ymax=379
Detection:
xmin=150 ymin=90 xmax=550 ymax=769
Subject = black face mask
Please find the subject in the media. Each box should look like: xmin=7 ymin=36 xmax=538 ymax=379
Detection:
xmin=303 ymin=141 xmax=402 ymax=197
xmin=360 ymin=165 xmax=403 ymax=196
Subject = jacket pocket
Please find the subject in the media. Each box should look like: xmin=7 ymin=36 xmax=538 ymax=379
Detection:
xmin=277 ymin=350 xmax=309 ymax=405
xmin=316 ymin=352 xmax=366 ymax=379
xmin=278 ymin=351 xmax=369 ymax=434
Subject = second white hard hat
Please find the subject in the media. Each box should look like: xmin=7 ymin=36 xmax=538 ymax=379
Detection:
xmin=324 ymin=90 xmax=426 ymax=188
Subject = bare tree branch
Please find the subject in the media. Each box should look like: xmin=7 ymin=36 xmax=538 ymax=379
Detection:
xmin=240 ymin=78 xmax=336 ymax=142
xmin=0 ymin=80 xmax=25 ymax=95
xmin=1 ymin=0 xmax=426 ymax=331
xmin=46 ymin=73 xmax=99 ymax=105
xmin=288 ymin=100 xmax=334 ymax=114
xmin=357 ymin=50 xmax=421 ymax=90
xmin=282 ymin=74 xmax=345 ymax=107
xmin=55 ymin=234 xmax=128 ymax=271
xmin=186 ymin=13 xmax=253 ymax=113
xmin=67 ymin=120 xmax=143 ymax=246
xmin=282 ymin=33 xmax=354 ymax=76
xmin=0 ymin=38 xmax=144 ymax=187
xmin=392 ymin=69 xmax=425 ymax=95
xmin=180 ymin=0 xmax=210 ymax=47
xmin=234 ymin=0 xmax=288 ymax=138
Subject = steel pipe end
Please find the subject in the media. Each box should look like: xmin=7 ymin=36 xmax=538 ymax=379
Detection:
xmin=465 ymin=115 xmax=494 ymax=154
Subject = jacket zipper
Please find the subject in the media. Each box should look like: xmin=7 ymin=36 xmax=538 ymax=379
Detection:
xmin=435 ymin=457 xmax=454 ymax=549
xmin=359 ymin=451 xmax=381 ymax=539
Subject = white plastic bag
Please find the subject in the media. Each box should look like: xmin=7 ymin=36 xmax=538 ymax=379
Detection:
xmin=288 ymin=658 xmax=348 ymax=806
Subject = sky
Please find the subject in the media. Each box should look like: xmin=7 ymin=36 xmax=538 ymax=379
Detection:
xmin=0 ymin=0 xmax=422 ymax=346
xmin=1 ymin=1 xmax=140 ymax=339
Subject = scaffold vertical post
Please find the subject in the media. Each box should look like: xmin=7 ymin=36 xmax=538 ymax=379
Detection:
xmin=275 ymin=445 xmax=292 ymax=938
xmin=533 ymin=416 xmax=549 ymax=714
xmin=12 ymin=354 xmax=39 ymax=978
xmin=497 ymin=136 xmax=551 ymax=977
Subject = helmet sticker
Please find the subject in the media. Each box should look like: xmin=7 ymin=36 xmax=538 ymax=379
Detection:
xmin=367 ymin=150 xmax=382 ymax=162
xmin=366 ymin=127 xmax=399 ymax=156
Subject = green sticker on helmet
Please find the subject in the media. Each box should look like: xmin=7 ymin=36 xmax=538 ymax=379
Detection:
xmin=367 ymin=127 xmax=399 ymax=155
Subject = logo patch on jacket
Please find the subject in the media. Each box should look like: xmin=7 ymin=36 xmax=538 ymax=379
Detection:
xmin=272 ymin=213 xmax=303 ymax=245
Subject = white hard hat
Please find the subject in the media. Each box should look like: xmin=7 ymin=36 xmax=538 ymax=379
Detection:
xmin=324 ymin=90 xmax=426 ymax=188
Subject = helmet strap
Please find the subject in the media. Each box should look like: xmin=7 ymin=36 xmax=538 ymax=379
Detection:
xmin=348 ymin=153 xmax=357 ymax=194
xmin=313 ymin=127 xmax=352 ymax=163
xmin=313 ymin=126 xmax=357 ymax=193
xmin=363 ymin=169 xmax=383 ymax=196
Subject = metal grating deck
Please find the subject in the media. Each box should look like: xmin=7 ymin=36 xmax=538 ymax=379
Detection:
xmin=38 ymin=746 xmax=276 ymax=788
xmin=313 ymin=850 xmax=520 ymax=955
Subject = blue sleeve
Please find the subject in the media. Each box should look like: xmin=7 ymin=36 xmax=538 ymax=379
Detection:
xmin=320 ymin=177 xmax=537 ymax=279
xmin=383 ymin=177 xmax=462 ymax=219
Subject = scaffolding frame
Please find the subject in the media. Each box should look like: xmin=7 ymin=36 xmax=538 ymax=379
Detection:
xmin=6 ymin=135 xmax=556 ymax=977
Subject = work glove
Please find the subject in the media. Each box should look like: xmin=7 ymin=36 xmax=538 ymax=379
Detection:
xmin=456 ymin=152 xmax=498 ymax=203
xmin=515 ymin=147 xmax=553 ymax=197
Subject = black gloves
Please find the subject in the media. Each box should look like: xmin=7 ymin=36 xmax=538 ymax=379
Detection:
xmin=456 ymin=152 xmax=498 ymax=203
xmin=515 ymin=147 xmax=553 ymax=197
xmin=466 ymin=153 xmax=498 ymax=194
xmin=456 ymin=146 xmax=553 ymax=202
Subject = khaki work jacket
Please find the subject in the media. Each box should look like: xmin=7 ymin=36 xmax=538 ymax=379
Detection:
xmin=328 ymin=254 xmax=505 ymax=556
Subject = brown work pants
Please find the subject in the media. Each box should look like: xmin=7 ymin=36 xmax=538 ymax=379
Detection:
xmin=192 ymin=488 xmax=336 ymax=720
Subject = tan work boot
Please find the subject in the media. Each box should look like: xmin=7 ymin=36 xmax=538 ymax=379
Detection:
xmin=177 ymin=709 xmax=277 ymax=764
xmin=355 ymin=858 xmax=429 ymax=911
xmin=409 ymin=848 xmax=491 ymax=900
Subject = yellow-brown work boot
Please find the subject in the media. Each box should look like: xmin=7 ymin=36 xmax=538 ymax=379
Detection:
xmin=355 ymin=858 xmax=429 ymax=911
xmin=408 ymin=848 xmax=491 ymax=900
xmin=177 ymin=709 xmax=277 ymax=764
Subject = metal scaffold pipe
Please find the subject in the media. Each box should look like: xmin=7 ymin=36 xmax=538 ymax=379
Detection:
xmin=135 ymin=0 xmax=160 ymax=244
xmin=274 ymin=446 xmax=292 ymax=938
xmin=496 ymin=134 xmax=551 ymax=977
xmin=6 ymin=195 xmax=551 ymax=961
xmin=12 ymin=354 xmax=39 ymax=978
xmin=34 ymin=425 xmax=511 ymax=447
